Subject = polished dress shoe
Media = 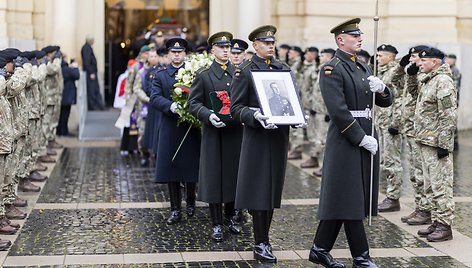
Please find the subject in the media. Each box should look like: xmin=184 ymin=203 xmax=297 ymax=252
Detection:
xmin=140 ymin=158 xmax=149 ymax=167
xmin=225 ymin=217 xmax=241 ymax=234
xmin=254 ymin=242 xmax=277 ymax=263
xmin=308 ymin=244 xmax=345 ymax=267
xmin=29 ymin=171 xmax=48 ymax=182
xmin=378 ymin=198 xmax=400 ymax=212
xmin=211 ymin=224 xmax=223 ymax=242
xmin=18 ymin=179 xmax=41 ymax=192
xmin=186 ymin=206 xmax=195 ymax=217
xmin=166 ymin=210 xmax=182 ymax=225
xmin=13 ymin=195 xmax=28 ymax=207
xmin=5 ymin=205 xmax=27 ymax=220
xmin=352 ymin=251 xmax=378 ymax=268
xmin=39 ymin=155 xmax=56 ymax=163
xmin=0 ymin=239 xmax=11 ymax=251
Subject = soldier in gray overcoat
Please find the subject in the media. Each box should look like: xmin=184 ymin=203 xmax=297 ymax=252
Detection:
xmin=307 ymin=18 xmax=393 ymax=268
xmin=188 ymin=31 xmax=243 ymax=242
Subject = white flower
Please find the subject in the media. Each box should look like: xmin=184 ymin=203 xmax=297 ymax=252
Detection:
xmin=174 ymin=87 xmax=183 ymax=95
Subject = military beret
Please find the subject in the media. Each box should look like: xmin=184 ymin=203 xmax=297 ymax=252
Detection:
xmin=139 ymin=45 xmax=151 ymax=53
xmin=41 ymin=45 xmax=56 ymax=54
xmin=34 ymin=50 xmax=46 ymax=59
xmin=279 ymin=44 xmax=291 ymax=50
xmin=0 ymin=57 xmax=7 ymax=68
xmin=165 ymin=38 xmax=188 ymax=52
xmin=230 ymin=39 xmax=248 ymax=53
xmin=357 ymin=49 xmax=371 ymax=59
xmin=20 ymin=51 xmax=37 ymax=60
xmin=447 ymin=54 xmax=457 ymax=59
xmin=305 ymin=46 xmax=319 ymax=53
xmin=0 ymin=50 xmax=18 ymax=62
xmin=291 ymin=46 xmax=303 ymax=55
xmin=409 ymin=45 xmax=429 ymax=55
xmin=419 ymin=47 xmax=445 ymax=59
xmin=377 ymin=44 xmax=398 ymax=54
xmin=330 ymin=18 xmax=363 ymax=35
xmin=248 ymin=25 xmax=277 ymax=42
xmin=53 ymin=45 xmax=60 ymax=51
xmin=320 ymin=48 xmax=336 ymax=55
xmin=2 ymin=48 xmax=20 ymax=58
xmin=207 ymin=31 xmax=233 ymax=46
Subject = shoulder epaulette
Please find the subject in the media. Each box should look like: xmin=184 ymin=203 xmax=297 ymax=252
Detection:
xmin=196 ymin=66 xmax=210 ymax=75
xmin=321 ymin=58 xmax=341 ymax=76
xmin=234 ymin=59 xmax=252 ymax=76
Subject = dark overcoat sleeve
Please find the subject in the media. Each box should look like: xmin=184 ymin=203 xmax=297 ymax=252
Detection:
xmin=188 ymin=72 xmax=212 ymax=125
xmin=150 ymin=71 xmax=173 ymax=115
xmin=81 ymin=44 xmax=97 ymax=74
xmin=229 ymin=67 xmax=260 ymax=128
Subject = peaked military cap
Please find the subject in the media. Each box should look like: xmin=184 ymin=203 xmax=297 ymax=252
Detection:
xmin=330 ymin=18 xmax=363 ymax=35
xmin=321 ymin=48 xmax=336 ymax=55
xmin=20 ymin=51 xmax=36 ymax=60
xmin=377 ymin=44 xmax=398 ymax=54
xmin=409 ymin=45 xmax=429 ymax=55
xmin=208 ymin=31 xmax=233 ymax=46
xmin=230 ymin=39 xmax=248 ymax=53
xmin=34 ymin=50 xmax=46 ymax=59
xmin=248 ymin=25 xmax=277 ymax=42
xmin=419 ymin=47 xmax=445 ymax=59
xmin=165 ymin=38 xmax=188 ymax=52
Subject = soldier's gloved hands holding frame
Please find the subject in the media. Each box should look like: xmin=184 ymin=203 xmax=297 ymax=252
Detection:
xmin=253 ymin=110 xmax=278 ymax=129
xmin=209 ymin=113 xmax=226 ymax=128
xmin=359 ymin=135 xmax=378 ymax=155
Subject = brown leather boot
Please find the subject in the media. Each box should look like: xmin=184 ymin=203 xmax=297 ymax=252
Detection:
xmin=378 ymin=198 xmax=400 ymax=212
xmin=0 ymin=239 xmax=11 ymax=251
xmin=418 ymin=222 xmax=438 ymax=237
xmin=407 ymin=210 xmax=431 ymax=225
xmin=48 ymin=140 xmax=63 ymax=149
xmin=300 ymin=157 xmax=319 ymax=168
xmin=39 ymin=155 xmax=56 ymax=163
xmin=1 ymin=217 xmax=20 ymax=229
xmin=313 ymin=168 xmax=323 ymax=177
xmin=29 ymin=171 xmax=48 ymax=182
xmin=18 ymin=178 xmax=41 ymax=192
xmin=35 ymin=161 xmax=48 ymax=171
xmin=13 ymin=195 xmax=28 ymax=207
xmin=0 ymin=217 xmax=17 ymax=235
xmin=401 ymin=209 xmax=419 ymax=223
xmin=287 ymin=150 xmax=302 ymax=160
xmin=5 ymin=205 xmax=27 ymax=220
xmin=47 ymin=147 xmax=57 ymax=156
xmin=427 ymin=223 xmax=453 ymax=242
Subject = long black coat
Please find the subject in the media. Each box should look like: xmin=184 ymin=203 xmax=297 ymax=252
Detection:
xmin=61 ymin=62 xmax=80 ymax=105
xmin=150 ymin=64 xmax=201 ymax=183
xmin=143 ymin=66 xmax=162 ymax=153
xmin=188 ymin=61 xmax=243 ymax=203
xmin=81 ymin=42 xmax=103 ymax=110
xmin=318 ymin=49 xmax=393 ymax=220
xmin=230 ymin=55 xmax=291 ymax=210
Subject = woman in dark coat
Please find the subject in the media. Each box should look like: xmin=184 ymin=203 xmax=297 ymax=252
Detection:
xmin=57 ymin=57 xmax=80 ymax=136
xmin=150 ymin=38 xmax=200 ymax=225
xmin=188 ymin=32 xmax=243 ymax=242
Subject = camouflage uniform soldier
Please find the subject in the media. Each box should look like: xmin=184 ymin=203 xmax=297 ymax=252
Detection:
xmin=410 ymin=47 xmax=457 ymax=242
xmin=374 ymin=45 xmax=404 ymax=212
xmin=392 ymin=45 xmax=432 ymax=225
xmin=51 ymin=48 xmax=64 ymax=148
xmin=299 ymin=47 xmax=320 ymax=168
xmin=287 ymin=46 xmax=304 ymax=160
xmin=311 ymin=48 xmax=335 ymax=177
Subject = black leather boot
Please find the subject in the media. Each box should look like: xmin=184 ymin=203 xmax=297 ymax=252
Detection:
xmin=166 ymin=182 xmax=182 ymax=225
xmin=209 ymin=203 xmax=224 ymax=242
xmin=251 ymin=210 xmax=276 ymax=263
xmin=185 ymin=182 xmax=196 ymax=217
xmin=308 ymin=244 xmax=345 ymax=267
xmin=352 ymin=251 xmax=378 ymax=268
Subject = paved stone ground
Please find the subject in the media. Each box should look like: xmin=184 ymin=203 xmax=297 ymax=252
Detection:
xmin=2 ymin=132 xmax=472 ymax=267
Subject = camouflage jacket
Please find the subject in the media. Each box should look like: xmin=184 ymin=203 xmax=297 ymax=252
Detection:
xmin=0 ymin=76 xmax=14 ymax=154
xmin=300 ymin=60 xmax=318 ymax=109
xmin=23 ymin=63 xmax=41 ymax=119
xmin=54 ymin=58 xmax=64 ymax=104
xmin=410 ymin=64 xmax=457 ymax=151
xmin=45 ymin=59 xmax=61 ymax=105
xmin=376 ymin=61 xmax=400 ymax=129
xmin=125 ymin=60 xmax=144 ymax=101
xmin=6 ymin=67 xmax=28 ymax=139
xmin=37 ymin=63 xmax=48 ymax=115
xmin=311 ymin=66 xmax=327 ymax=114
xmin=289 ymin=57 xmax=303 ymax=87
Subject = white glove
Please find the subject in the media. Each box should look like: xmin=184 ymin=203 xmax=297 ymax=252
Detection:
xmin=209 ymin=113 xmax=226 ymax=128
xmin=367 ymin=75 xmax=386 ymax=93
xmin=359 ymin=135 xmax=378 ymax=155
xmin=294 ymin=114 xmax=309 ymax=128
xmin=170 ymin=102 xmax=179 ymax=114
xmin=254 ymin=110 xmax=278 ymax=129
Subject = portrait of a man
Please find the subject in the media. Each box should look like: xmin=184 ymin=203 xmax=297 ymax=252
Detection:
xmin=265 ymin=81 xmax=295 ymax=116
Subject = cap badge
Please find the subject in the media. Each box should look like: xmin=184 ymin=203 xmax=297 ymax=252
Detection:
xmin=267 ymin=31 xmax=273 ymax=36
xmin=234 ymin=43 xmax=239 ymax=48
xmin=175 ymin=42 xmax=180 ymax=47
xmin=381 ymin=45 xmax=386 ymax=49
xmin=422 ymin=51 xmax=426 ymax=56
xmin=221 ymin=36 xmax=227 ymax=41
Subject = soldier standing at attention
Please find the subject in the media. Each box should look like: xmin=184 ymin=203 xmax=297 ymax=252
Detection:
xmin=409 ymin=47 xmax=457 ymax=242
xmin=230 ymin=25 xmax=292 ymax=263
xmin=287 ymin=46 xmax=304 ymax=160
xmin=188 ymin=31 xmax=243 ymax=242
xmin=308 ymin=18 xmax=392 ymax=268
xmin=229 ymin=39 xmax=248 ymax=68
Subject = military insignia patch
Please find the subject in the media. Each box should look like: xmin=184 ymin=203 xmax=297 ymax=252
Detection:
xmin=441 ymin=96 xmax=453 ymax=109
xmin=324 ymin=66 xmax=333 ymax=76
xmin=235 ymin=69 xmax=241 ymax=76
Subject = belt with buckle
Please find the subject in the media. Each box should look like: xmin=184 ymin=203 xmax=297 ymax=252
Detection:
xmin=350 ymin=108 xmax=372 ymax=119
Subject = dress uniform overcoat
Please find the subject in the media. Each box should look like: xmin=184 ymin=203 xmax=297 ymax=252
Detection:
xmin=230 ymin=55 xmax=291 ymax=210
xmin=318 ymin=49 xmax=393 ymax=220
xmin=142 ymin=66 xmax=161 ymax=153
xmin=188 ymin=61 xmax=243 ymax=203
xmin=150 ymin=64 xmax=201 ymax=183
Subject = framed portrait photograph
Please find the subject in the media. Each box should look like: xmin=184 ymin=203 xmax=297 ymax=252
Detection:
xmin=250 ymin=70 xmax=306 ymax=125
